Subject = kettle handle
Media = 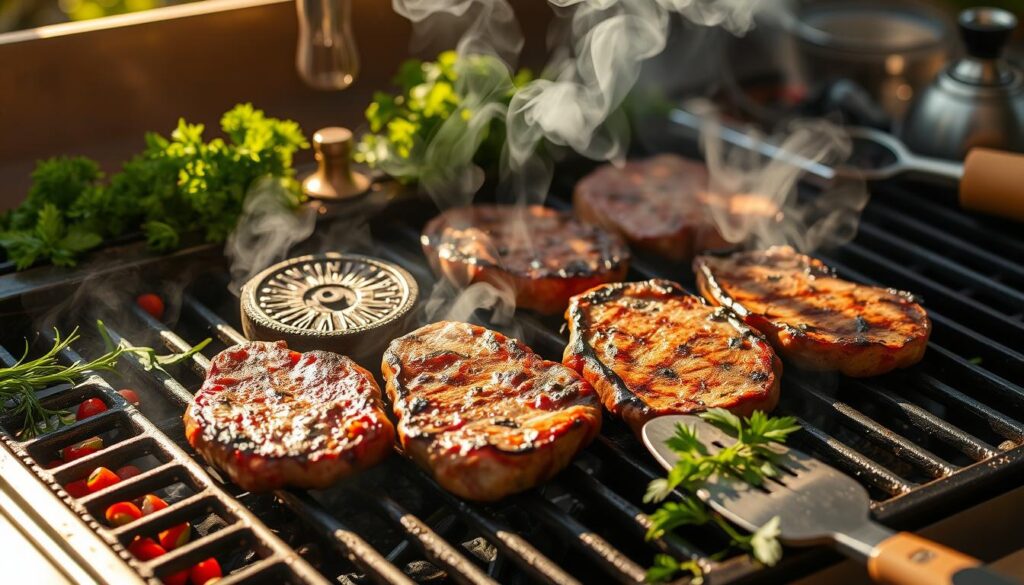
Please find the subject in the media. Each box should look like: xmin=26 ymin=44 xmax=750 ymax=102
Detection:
xmin=960 ymin=148 xmax=1024 ymax=222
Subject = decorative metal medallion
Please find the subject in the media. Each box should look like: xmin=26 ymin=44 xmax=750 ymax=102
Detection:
xmin=241 ymin=254 xmax=418 ymax=360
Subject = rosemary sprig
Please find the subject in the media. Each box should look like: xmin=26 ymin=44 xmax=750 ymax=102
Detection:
xmin=643 ymin=409 xmax=799 ymax=583
xmin=0 ymin=322 xmax=210 ymax=439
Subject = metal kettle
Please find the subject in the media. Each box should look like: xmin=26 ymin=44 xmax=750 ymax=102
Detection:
xmin=900 ymin=7 xmax=1024 ymax=160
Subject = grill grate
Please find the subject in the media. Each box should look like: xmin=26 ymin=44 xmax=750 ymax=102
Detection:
xmin=0 ymin=177 xmax=1022 ymax=584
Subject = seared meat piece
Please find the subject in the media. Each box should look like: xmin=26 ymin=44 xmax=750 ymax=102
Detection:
xmin=184 ymin=341 xmax=394 ymax=492
xmin=573 ymin=155 xmax=726 ymax=261
xmin=382 ymin=321 xmax=602 ymax=501
xmin=694 ymin=246 xmax=931 ymax=377
xmin=563 ymin=280 xmax=781 ymax=435
xmin=421 ymin=205 xmax=629 ymax=314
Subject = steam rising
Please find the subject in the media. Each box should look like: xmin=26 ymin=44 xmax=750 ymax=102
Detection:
xmin=695 ymin=99 xmax=868 ymax=251
xmin=225 ymin=178 xmax=317 ymax=294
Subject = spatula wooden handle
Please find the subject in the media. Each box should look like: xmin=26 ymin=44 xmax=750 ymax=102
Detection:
xmin=960 ymin=148 xmax=1024 ymax=222
xmin=867 ymin=532 xmax=1015 ymax=585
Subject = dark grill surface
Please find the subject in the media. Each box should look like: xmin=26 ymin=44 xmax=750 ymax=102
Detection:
xmin=0 ymin=174 xmax=1022 ymax=585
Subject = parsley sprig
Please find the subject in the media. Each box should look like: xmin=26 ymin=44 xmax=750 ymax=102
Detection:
xmin=1 ymin=322 xmax=210 ymax=438
xmin=644 ymin=409 xmax=799 ymax=583
xmin=0 ymin=104 xmax=307 ymax=270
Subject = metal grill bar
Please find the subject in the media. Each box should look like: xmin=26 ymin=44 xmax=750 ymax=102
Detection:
xmin=789 ymin=379 xmax=954 ymax=478
xmin=848 ymin=380 xmax=1000 ymax=461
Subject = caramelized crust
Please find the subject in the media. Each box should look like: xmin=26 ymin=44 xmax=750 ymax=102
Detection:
xmin=694 ymin=246 xmax=931 ymax=377
xmin=184 ymin=341 xmax=394 ymax=492
xmin=421 ymin=205 xmax=629 ymax=314
xmin=563 ymin=280 xmax=781 ymax=435
xmin=382 ymin=321 xmax=602 ymax=501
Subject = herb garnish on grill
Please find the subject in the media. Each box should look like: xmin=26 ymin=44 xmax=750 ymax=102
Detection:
xmin=644 ymin=409 xmax=800 ymax=583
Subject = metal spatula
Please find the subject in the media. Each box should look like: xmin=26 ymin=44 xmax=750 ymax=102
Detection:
xmin=642 ymin=415 xmax=1018 ymax=585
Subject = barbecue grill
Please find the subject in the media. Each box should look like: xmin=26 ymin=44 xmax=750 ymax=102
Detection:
xmin=1 ymin=164 xmax=1022 ymax=585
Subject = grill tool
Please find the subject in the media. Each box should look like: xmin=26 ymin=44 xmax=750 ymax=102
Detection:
xmin=642 ymin=414 xmax=1019 ymax=585
xmin=669 ymin=107 xmax=1024 ymax=222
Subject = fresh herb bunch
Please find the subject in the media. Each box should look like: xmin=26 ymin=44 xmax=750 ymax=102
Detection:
xmin=0 ymin=322 xmax=210 ymax=438
xmin=644 ymin=409 xmax=800 ymax=584
xmin=0 ymin=104 xmax=308 ymax=270
xmin=354 ymin=50 xmax=532 ymax=183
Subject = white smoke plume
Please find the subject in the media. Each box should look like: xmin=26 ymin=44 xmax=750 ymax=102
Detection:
xmin=224 ymin=178 xmax=317 ymax=294
xmin=694 ymin=98 xmax=869 ymax=251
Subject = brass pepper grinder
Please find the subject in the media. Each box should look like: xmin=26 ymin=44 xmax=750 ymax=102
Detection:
xmin=302 ymin=127 xmax=370 ymax=200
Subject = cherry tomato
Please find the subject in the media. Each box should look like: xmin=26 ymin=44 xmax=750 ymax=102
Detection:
xmin=158 ymin=522 xmax=191 ymax=550
xmin=189 ymin=558 xmax=221 ymax=585
xmin=76 ymin=398 xmax=108 ymax=421
xmin=62 ymin=436 xmax=104 ymax=462
xmin=136 ymin=294 xmax=165 ymax=320
xmin=164 ymin=570 xmax=189 ymax=585
xmin=64 ymin=480 xmax=90 ymax=498
xmin=128 ymin=537 xmax=166 ymax=561
xmin=44 ymin=459 xmax=63 ymax=469
xmin=140 ymin=494 xmax=169 ymax=515
xmin=105 ymin=501 xmax=143 ymax=526
xmin=116 ymin=464 xmax=142 ymax=480
xmin=86 ymin=466 xmax=121 ymax=493
xmin=117 ymin=388 xmax=141 ymax=407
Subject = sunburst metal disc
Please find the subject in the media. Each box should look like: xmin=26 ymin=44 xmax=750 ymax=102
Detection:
xmin=240 ymin=253 xmax=418 ymax=362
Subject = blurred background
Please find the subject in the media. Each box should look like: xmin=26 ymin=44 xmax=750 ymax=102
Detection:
xmin=0 ymin=0 xmax=1019 ymax=33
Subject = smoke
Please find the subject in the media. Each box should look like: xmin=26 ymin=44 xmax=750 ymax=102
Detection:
xmin=224 ymin=178 xmax=317 ymax=294
xmin=695 ymin=99 xmax=868 ymax=251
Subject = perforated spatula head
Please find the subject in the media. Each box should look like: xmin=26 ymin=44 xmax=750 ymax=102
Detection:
xmin=641 ymin=414 xmax=887 ymax=553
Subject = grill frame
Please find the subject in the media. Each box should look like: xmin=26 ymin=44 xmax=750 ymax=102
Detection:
xmin=0 ymin=174 xmax=1022 ymax=584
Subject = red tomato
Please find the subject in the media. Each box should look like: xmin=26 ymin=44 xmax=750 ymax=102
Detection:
xmin=116 ymin=464 xmax=142 ymax=479
xmin=117 ymin=388 xmax=141 ymax=407
xmin=136 ymin=294 xmax=165 ymax=320
xmin=128 ymin=537 xmax=166 ymax=561
xmin=62 ymin=436 xmax=104 ymax=462
xmin=64 ymin=480 xmax=90 ymax=498
xmin=189 ymin=558 xmax=221 ymax=585
xmin=140 ymin=494 xmax=169 ymax=516
xmin=164 ymin=570 xmax=189 ymax=585
xmin=105 ymin=501 xmax=143 ymax=526
xmin=76 ymin=398 xmax=108 ymax=421
xmin=86 ymin=467 xmax=121 ymax=493
xmin=158 ymin=522 xmax=191 ymax=550
xmin=44 ymin=459 xmax=63 ymax=469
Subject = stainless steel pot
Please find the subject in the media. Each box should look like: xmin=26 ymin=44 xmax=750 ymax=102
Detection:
xmin=788 ymin=0 xmax=952 ymax=120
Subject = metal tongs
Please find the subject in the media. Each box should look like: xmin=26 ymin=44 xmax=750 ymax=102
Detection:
xmin=642 ymin=414 xmax=1019 ymax=585
xmin=668 ymin=108 xmax=1024 ymax=222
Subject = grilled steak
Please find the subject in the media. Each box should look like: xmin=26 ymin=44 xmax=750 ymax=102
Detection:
xmin=421 ymin=204 xmax=629 ymax=314
xmin=184 ymin=341 xmax=394 ymax=492
xmin=573 ymin=154 xmax=728 ymax=261
xmin=563 ymin=280 xmax=781 ymax=435
xmin=382 ymin=321 xmax=602 ymax=501
xmin=694 ymin=246 xmax=931 ymax=377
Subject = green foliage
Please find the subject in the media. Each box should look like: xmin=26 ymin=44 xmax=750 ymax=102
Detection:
xmin=353 ymin=50 xmax=532 ymax=182
xmin=0 ymin=104 xmax=307 ymax=270
xmin=644 ymin=409 xmax=800 ymax=583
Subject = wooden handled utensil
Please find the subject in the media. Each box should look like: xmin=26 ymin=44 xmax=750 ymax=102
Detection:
xmin=642 ymin=414 xmax=1019 ymax=585
xmin=668 ymin=108 xmax=1024 ymax=223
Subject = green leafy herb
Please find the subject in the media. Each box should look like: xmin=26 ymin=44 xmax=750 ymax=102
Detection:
xmin=1 ymin=104 xmax=308 ymax=270
xmin=0 ymin=322 xmax=210 ymax=438
xmin=644 ymin=409 xmax=800 ymax=583
xmin=354 ymin=50 xmax=532 ymax=184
